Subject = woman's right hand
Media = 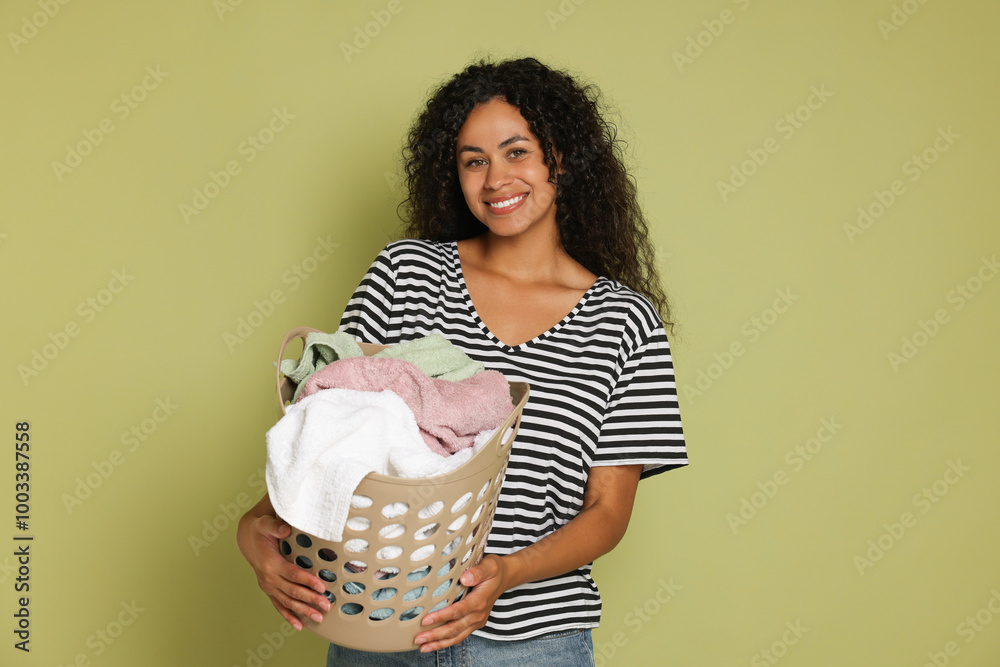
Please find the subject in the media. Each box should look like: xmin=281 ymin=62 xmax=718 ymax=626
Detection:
xmin=237 ymin=494 xmax=330 ymax=630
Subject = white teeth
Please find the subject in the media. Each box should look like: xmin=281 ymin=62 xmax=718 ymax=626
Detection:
xmin=487 ymin=195 xmax=525 ymax=209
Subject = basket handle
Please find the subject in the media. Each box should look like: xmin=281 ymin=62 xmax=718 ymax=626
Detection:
xmin=275 ymin=326 xmax=323 ymax=415
xmin=496 ymin=413 xmax=521 ymax=456
xmin=494 ymin=382 xmax=529 ymax=457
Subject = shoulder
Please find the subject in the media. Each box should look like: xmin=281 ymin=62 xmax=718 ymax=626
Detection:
xmin=587 ymin=277 xmax=664 ymax=339
xmin=381 ymin=238 xmax=454 ymax=266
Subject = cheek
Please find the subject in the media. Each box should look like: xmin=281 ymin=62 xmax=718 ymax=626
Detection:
xmin=457 ymin=174 xmax=476 ymax=201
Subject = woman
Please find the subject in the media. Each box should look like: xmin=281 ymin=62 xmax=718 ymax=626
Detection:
xmin=238 ymin=57 xmax=688 ymax=665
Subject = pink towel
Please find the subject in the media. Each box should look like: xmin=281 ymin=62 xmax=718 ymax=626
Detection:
xmin=297 ymin=357 xmax=514 ymax=456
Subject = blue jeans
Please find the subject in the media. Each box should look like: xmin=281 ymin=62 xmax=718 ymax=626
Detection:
xmin=326 ymin=628 xmax=595 ymax=666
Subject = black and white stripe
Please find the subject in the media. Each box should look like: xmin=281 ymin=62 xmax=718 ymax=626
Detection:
xmin=339 ymin=239 xmax=687 ymax=640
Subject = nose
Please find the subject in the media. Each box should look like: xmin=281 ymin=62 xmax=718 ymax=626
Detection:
xmin=484 ymin=160 xmax=513 ymax=190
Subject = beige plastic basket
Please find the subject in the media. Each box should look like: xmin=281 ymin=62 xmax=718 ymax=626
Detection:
xmin=273 ymin=327 xmax=529 ymax=652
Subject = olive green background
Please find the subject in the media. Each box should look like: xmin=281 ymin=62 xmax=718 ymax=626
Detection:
xmin=2 ymin=1 xmax=998 ymax=665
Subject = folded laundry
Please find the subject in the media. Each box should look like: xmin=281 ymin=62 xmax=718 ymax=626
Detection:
xmin=266 ymin=388 xmax=483 ymax=542
xmin=280 ymin=332 xmax=485 ymax=402
xmin=297 ymin=356 xmax=513 ymax=456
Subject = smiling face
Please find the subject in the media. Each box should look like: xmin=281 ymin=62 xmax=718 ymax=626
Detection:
xmin=455 ymin=98 xmax=559 ymax=240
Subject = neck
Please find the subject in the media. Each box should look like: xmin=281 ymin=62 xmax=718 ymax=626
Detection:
xmin=477 ymin=223 xmax=569 ymax=282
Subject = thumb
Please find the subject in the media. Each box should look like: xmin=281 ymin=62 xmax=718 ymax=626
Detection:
xmin=459 ymin=566 xmax=480 ymax=587
xmin=460 ymin=556 xmax=499 ymax=587
xmin=259 ymin=514 xmax=291 ymax=539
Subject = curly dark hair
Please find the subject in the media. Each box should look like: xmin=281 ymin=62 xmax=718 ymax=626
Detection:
xmin=398 ymin=56 xmax=673 ymax=330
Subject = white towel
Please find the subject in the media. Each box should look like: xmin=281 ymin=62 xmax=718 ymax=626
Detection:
xmin=266 ymin=388 xmax=490 ymax=542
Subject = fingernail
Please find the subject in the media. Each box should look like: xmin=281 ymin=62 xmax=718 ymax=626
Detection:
xmin=311 ymin=612 xmax=323 ymax=623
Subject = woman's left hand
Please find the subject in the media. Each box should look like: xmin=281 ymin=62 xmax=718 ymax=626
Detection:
xmin=412 ymin=554 xmax=509 ymax=652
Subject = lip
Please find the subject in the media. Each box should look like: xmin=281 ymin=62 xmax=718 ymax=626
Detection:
xmin=484 ymin=193 xmax=527 ymax=215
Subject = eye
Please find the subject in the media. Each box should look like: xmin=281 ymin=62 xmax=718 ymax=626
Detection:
xmin=508 ymin=148 xmax=527 ymax=158
xmin=463 ymin=157 xmax=486 ymax=168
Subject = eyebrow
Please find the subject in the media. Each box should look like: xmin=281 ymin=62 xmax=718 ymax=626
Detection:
xmin=457 ymin=135 xmax=530 ymax=154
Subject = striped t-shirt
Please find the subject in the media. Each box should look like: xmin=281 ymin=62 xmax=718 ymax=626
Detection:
xmin=338 ymin=238 xmax=688 ymax=640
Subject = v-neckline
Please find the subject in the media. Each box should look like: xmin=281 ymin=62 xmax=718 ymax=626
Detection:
xmin=450 ymin=241 xmax=600 ymax=352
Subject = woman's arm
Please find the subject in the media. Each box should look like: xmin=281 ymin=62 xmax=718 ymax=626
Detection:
xmin=236 ymin=493 xmax=331 ymax=630
xmin=412 ymin=463 xmax=644 ymax=652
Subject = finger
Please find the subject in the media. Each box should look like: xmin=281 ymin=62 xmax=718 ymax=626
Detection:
xmin=459 ymin=555 xmax=501 ymax=587
xmin=272 ymin=582 xmax=328 ymax=624
xmin=458 ymin=565 xmax=478 ymax=587
xmin=267 ymin=596 xmax=303 ymax=631
xmin=415 ymin=618 xmax=478 ymax=653
xmin=270 ymin=566 xmax=331 ymax=612
xmin=415 ymin=598 xmax=483 ymax=648
xmin=278 ymin=557 xmax=329 ymax=596
xmin=257 ymin=514 xmax=292 ymax=539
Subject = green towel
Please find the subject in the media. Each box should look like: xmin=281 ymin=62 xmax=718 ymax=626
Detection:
xmin=373 ymin=334 xmax=484 ymax=382
xmin=280 ymin=332 xmax=485 ymax=402
xmin=280 ymin=332 xmax=364 ymax=401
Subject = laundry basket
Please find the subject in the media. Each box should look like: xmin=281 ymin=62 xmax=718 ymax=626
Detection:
xmin=272 ymin=327 xmax=529 ymax=652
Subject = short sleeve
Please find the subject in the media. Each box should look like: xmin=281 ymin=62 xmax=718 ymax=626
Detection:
xmin=338 ymin=244 xmax=396 ymax=345
xmin=594 ymin=315 xmax=688 ymax=479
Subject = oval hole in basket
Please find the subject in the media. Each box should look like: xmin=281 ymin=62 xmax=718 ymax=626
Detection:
xmin=451 ymin=492 xmax=472 ymax=514
xmin=341 ymin=603 xmax=364 ymax=616
xmin=417 ymin=501 xmax=443 ymax=519
xmin=446 ymin=515 xmax=467 ymax=534
xmin=295 ymin=533 xmax=313 ymax=549
xmin=471 ymin=503 xmax=484 ymax=523
xmin=279 ymin=540 xmax=291 ymax=556
xmin=402 ymin=586 xmax=428 ymax=602
xmin=428 ymin=600 xmax=449 ymax=613
xmin=407 ymin=565 xmax=431 ymax=581
xmin=318 ymin=548 xmax=338 ymax=562
xmin=377 ymin=545 xmax=403 ymax=560
xmin=476 ymin=480 xmax=491 ymax=501
xmin=323 ymin=590 xmax=336 ymax=604
xmin=399 ymin=606 xmax=423 ymax=622
xmin=319 ymin=569 xmax=337 ymax=583
xmin=441 ymin=537 xmax=461 ymax=557
xmin=381 ymin=502 xmax=409 ymax=519
xmin=345 ymin=539 xmax=369 ymax=553
xmin=369 ymin=608 xmax=394 ymax=621
xmin=437 ymin=559 xmax=457 ymax=577
xmin=460 ymin=548 xmax=473 ymax=565
xmin=433 ymin=579 xmax=453 ymax=598
xmin=409 ymin=545 xmax=435 ymax=562
xmin=343 ymin=581 xmax=366 ymax=595
xmin=295 ymin=555 xmax=313 ymax=570
xmin=345 ymin=560 xmax=368 ymax=574
xmin=414 ymin=523 xmax=439 ymax=540
xmin=374 ymin=567 xmax=399 ymax=580
xmin=350 ymin=495 xmax=373 ymax=509
xmin=346 ymin=517 xmax=371 ymax=532
xmin=379 ymin=523 xmax=405 ymax=539
xmin=372 ymin=587 xmax=398 ymax=601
